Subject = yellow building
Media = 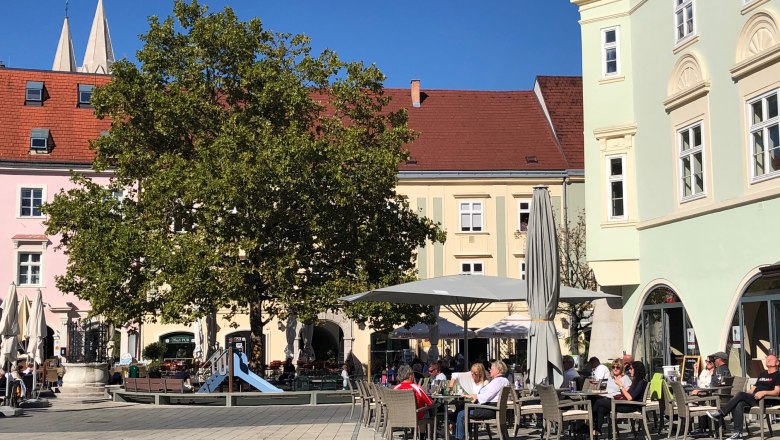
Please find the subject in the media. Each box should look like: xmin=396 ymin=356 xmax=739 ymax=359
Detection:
xmin=135 ymin=77 xmax=586 ymax=374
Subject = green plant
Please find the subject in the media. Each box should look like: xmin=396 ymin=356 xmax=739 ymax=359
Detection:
xmin=142 ymin=341 xmax=166 ymax=361
xmin=147 ymin=360 xmax=162 ymax=378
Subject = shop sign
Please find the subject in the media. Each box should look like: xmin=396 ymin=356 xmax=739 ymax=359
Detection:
xmin=165 ymin=335 xmax=193 ymax=344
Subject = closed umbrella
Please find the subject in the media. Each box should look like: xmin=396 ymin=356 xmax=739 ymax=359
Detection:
xmin=0 ymin=283 xmax=20 ymax=403
xmin=284 ymin=315 xmax=299 ymax=359
xmin=300 ymin=323 xmax=315 ymax=362
xmin=17 ymin=296 xmax=30 ymax=344
xmin=526 ymin=186 xmax=563 ymax=387
xmin=26 ymin=288 xmax=46 ymax=399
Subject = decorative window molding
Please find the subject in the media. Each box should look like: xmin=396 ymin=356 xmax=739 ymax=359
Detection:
xmin=664 ymin=54 xmax=710 ymax=112
xmin=11 ymin=234 xmax=49 ymax=250
xmin=742 ymin=0 xmax=771 ymax=16
xmin=731 ymin=11 xmax=780 ymax=80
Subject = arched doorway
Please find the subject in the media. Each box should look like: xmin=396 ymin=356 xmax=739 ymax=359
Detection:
xmin=312 ymin=321 xmax=343 ymax=365
xmin=728 ymin=274 xmax=780 ymax=377
xmin=225 ymin=330 xmax=252 ymax=356
xmin=159 ymin=332 xmax=194 ymax=359
xmin=632 ymin=286 xmax=699 ymax=375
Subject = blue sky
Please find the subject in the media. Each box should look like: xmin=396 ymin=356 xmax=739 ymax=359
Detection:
xmin=0 ymin=1 xmax=582 ymax=91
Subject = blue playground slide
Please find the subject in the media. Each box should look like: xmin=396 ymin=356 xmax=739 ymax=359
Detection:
xmin=198 ymin=351 xmax=283 ymax=393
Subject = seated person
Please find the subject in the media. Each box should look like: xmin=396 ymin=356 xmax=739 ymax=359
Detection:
xmin=707 ymin=354 xmax=780 ymax=440
xmin=454 ymin=361 xmax=510 ymax=440
xmin=429 ymin=361 xmax=447 ymax=382
xmin=450 ymin=363 xmax=488 ymax=431
xmin=173 ymin=369 xmax=194 ymax=392
xmin=393 ymin=364 xmax=433 ymax=419
xmin=561 ymin=355 xmax=580 ymax=390
xmin=592 ymin=361 xmax=648 ymax=439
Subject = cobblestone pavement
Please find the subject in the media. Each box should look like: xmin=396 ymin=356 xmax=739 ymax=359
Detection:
xmin=0 ymin=397 xmax=376 ymax=440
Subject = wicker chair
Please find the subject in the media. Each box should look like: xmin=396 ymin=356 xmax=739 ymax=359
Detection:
xmin=537 ymin=383 xmax=594 ymax=440
xmin=610 ymin=384 xmax=652 ymax=440
xmin=382 ymin=388 xmax=434 ymax=440
xmin=357 ymin=380 xmax=376 ymax=427
xmin=669 ymin=381 xmax=722 ymax=440
xmin=373 ymin=383 xmax=388 ymax=433
xmin=747 ymin=394 xmax=780 ymax=440
xmin=347 ymin=378 xmax=361 ymax=419
xmin=465 ymin=385 xmax=511 ymax=440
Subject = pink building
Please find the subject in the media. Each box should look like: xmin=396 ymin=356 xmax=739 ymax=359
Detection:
xmin=0 ymin=0 xmax=114 ymax=360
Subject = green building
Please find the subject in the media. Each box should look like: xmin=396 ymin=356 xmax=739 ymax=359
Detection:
xmin=573 ymin=0 xmax=780 ymax=377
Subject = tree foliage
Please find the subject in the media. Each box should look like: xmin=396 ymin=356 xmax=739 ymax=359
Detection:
xmin=44 ymin=0 xmax=444 ymax=367
xmin=557 ymin=209 xmax=598 ymax=356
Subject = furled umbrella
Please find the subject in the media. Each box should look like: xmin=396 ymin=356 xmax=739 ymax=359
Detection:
xmin=526 ymin=186 xmax=563 ymax=387
xmin=284 ymin=315 xmax=299 ymax=360
xmin=16 ymin=295 xmax=30 ymax=344
xmin=25 ymin=288 xmax=47 ymax=399
xmin=0 ymin=283 xmax=20 ymax=404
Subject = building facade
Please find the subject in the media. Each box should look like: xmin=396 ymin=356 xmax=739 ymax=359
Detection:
xmin=574 ymin=0 xmax=780 ymax=376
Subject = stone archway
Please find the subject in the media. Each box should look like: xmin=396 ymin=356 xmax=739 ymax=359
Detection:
xmin=316 ymin=311 xmax=361 ymax=374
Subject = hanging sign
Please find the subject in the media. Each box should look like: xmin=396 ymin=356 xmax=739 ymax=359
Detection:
xmin=732 ymin=326 xmax=742 ymax=348
xmin=686 ymin=328 xmax=696 ymax=351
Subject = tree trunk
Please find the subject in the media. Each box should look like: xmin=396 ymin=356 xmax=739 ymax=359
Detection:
xmin=249 ymin=301 xmax=266 ymax=376
xmin=569 ymin=311 xmax=579 ymax=355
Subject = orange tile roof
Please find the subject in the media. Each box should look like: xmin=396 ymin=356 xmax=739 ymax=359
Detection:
xmin=0 ymin=68 xmax=111 ymax=164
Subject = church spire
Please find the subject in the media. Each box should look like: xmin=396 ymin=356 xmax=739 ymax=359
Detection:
xmin=52 ymin=15 xmax=77 ymax=72
xmin=81 ymin=0 xmax=114 ymax=74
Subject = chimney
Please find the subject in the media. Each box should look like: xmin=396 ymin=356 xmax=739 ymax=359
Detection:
xmin=411 ymin=79 xmax=421 ymax=108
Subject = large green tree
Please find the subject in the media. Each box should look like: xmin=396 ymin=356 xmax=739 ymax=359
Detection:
xmin=44 ymin=0 xmax=444 ymax=369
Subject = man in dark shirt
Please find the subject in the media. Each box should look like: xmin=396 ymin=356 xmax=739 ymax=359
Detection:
xmin=710 ymin=351 xmax=732 ymax=383
xmin=707 ymin=354 xmax=780 ymax=439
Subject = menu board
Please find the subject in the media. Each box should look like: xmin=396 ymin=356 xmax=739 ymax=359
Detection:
xmin=681 ymin=355 xmax=701 ymax=384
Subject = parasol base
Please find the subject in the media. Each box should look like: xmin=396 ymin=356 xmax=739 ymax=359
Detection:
xmin=0 ymin=405 xmax=24 ymax=417
xmin=19 ymin=398 xmax=50 ymax=408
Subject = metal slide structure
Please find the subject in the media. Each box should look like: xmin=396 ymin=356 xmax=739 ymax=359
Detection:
xmin=197 ymin=348 xmax=282 ymax=393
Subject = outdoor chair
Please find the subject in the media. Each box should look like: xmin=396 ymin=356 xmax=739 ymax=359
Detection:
xmin=512 ymin=387 xmax=543 ymax=437
xmin=746 ymin=395 xmax=780 ymax=440
xmin=465 ymin=385 xmax=511 ymax=440
xmin=610 ymin=384 xmax=652 ymax=440
xmin=373 ymin=383 xmax=388 ymax=434
xmin=357 ymin=380 xmax=376 ymax=427
xmin=347 ymin=378 xmax=361 ymax=419
xmin=668 ymin=381 xmax=722 ymax=440
xmin=537 ymin=383 xmax=594 ymax=440
xmin=382 ymin=388 xmax=434 ymax=440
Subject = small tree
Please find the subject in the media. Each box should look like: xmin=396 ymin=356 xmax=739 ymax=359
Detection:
xmin=557 ymin=210 xmax=598 ymax=356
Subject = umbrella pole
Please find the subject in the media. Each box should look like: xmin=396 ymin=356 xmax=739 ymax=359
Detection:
xmin=4 ymin=361 xmax=9 ymax=406
xmin=31 ymin=361 xmax=37 ymax=399
xmin=463 ymin=318 xmax=469 ymax=369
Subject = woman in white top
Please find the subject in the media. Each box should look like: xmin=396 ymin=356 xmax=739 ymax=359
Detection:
xmin=604 ymin=358 xmax=632 ymax=396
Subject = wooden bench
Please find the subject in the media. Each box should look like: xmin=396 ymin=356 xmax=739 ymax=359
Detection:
xmin=125 ymin=378 xmax=184 ymax=393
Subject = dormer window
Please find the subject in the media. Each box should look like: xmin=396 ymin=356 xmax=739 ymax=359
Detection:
xmin=25 ymin=81 xmax=44 ymax=105
xmin=30 ymin=129 xmax=50 ymax=152
xmin=78 ymin=84 xmax=95 ymax=107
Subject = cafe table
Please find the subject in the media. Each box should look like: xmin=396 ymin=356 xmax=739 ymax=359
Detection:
xmin=431 ymin=393 xmax=465 ymax=440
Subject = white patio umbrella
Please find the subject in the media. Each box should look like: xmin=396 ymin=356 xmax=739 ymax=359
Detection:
xmin=25 ymin=288 xmax=46 ymax=399
xmin=0 ymin=283 xmax=20 ymax=403
xmin=526 ymin=186 xmax=563 ymax=387
xmin=17 ymin=296 xmax=30 ymax=344
xmin=476 ymin=313 xmax=532 ymax=339
xmin=341 ymin=274 xmax=617 ymax=367
xmin=391 ymin=316 xmax=477 ymax=340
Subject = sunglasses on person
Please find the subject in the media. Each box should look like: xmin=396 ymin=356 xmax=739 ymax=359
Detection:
xmin=612 ymin=366 xmax=622 ymax=370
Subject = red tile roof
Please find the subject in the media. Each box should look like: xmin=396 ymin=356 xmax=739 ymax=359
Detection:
xmin=0 ymin=68 xmax=111 ymax=164
xmin=535 ymin=76 xmax=584 ymax=169
xmin=0 ymin=68 xmax=583 ymax=173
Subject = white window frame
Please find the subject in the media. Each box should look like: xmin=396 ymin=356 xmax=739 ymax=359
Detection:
xmin=459 ymin=201 xmax=483 ymax=232
xmin=17 ymin=252 xmax=43 ymax=286
xmin=606 ymin=154 xmax=627 ymax=221
xmin=678 ymin=122 xmax=706 ymax=201
xmin=460 ymin=261 xmax=484 ymax=275
xmin=519 ymin=260 xmax=526 ymax=281
xmin=674 ymin=0 xmax=696 ymax=42
xmin=748 ymin=90 xmax=780 ymax=182
xmin=18 ymin=185 xmax=46 ymax=218
xmin=601 ymin=26 xmax=620 ymax=78
xmin=517 ymin=199 xmax=532 ymax=232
